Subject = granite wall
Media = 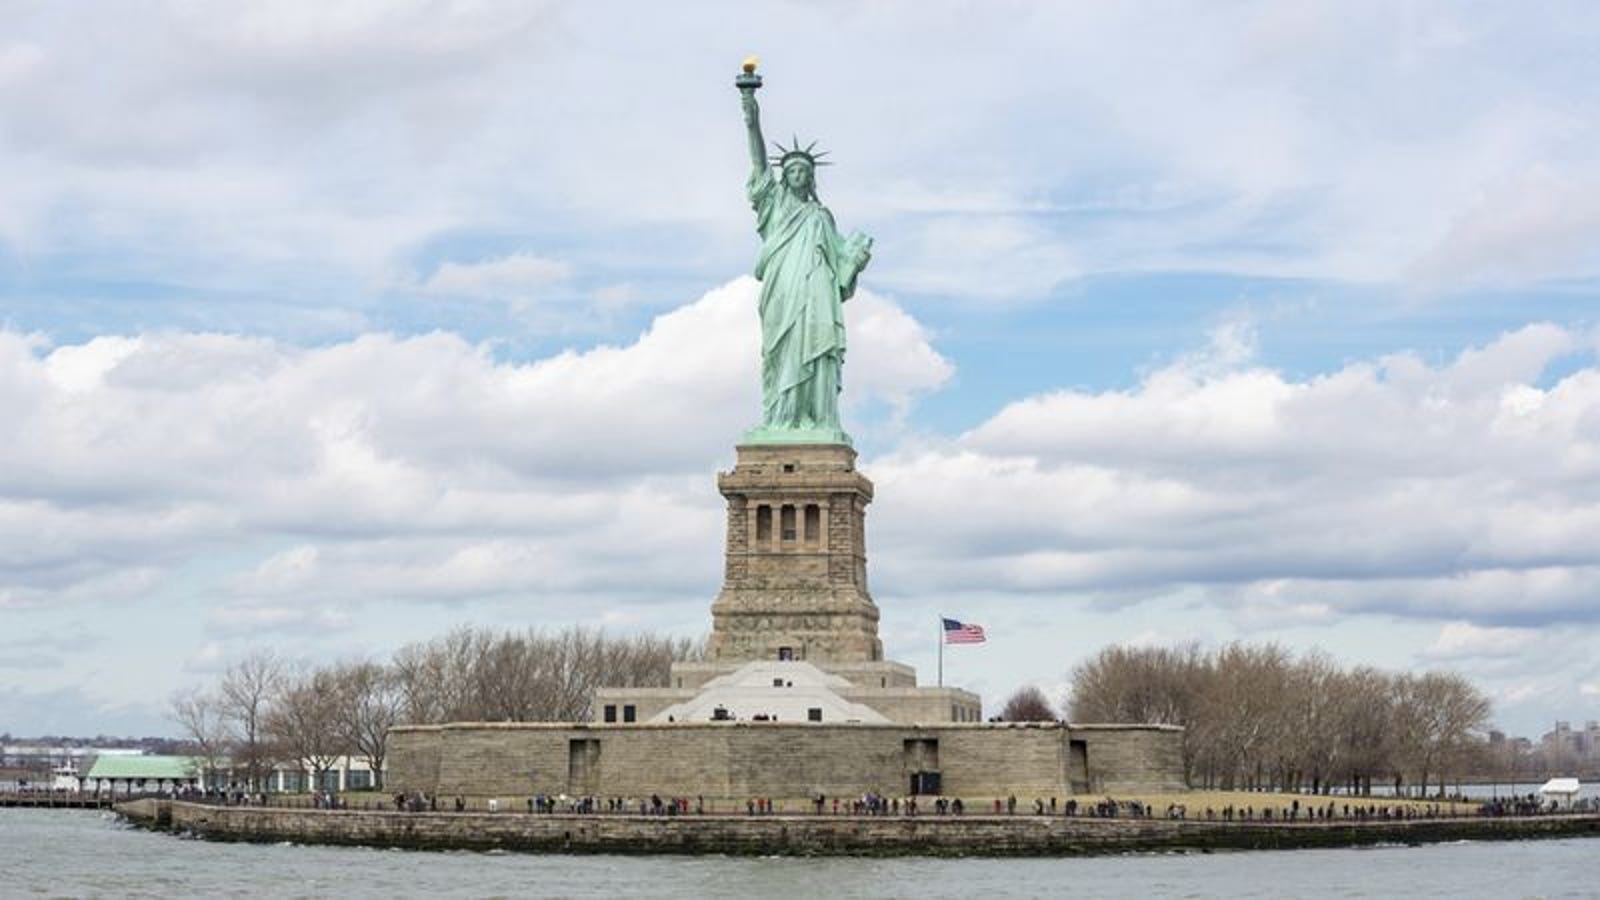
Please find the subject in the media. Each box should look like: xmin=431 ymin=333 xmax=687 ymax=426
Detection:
xmin=386 ymin=721 xmax=1186 ymax=801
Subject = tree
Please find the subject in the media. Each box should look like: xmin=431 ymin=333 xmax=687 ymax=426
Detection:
xmin=1062 ymin=639 xmax=1499 ymax=794
xmin=1330 ymin=666 xmax=1395 ymax=795
xmin=1191 ymin=642 xmax=1291 ymax=790
xmin=1068 ymin=643 xmax=1207 ymax=783
xmin=1392 ymin=671 xmax=1491 ymax=796
xmin=218 ymin=650 xmax=285 ymax=791
xmin=392 ymin=626 xmax=480 ymax=724
xmin=262 ymin=668 xmax=348 ymax=792
xmin=1281 ymin=651 xmax=1341 ymax=793
xmin=330 ymin=661 xmax=403 ymax=789
xmin=390 ymin=625 xmax=703 ymax=724
xmin=999 ymin=685 xmax=1056 ymax=721
xmin=168 ymin=688 xmax=229 ymax=788
xmin=1067 ymin=643 xmax=1205 ymax=725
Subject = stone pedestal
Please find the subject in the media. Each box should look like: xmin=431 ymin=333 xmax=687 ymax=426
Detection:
xmin=708 ymin=443 xmax=883 ymax=664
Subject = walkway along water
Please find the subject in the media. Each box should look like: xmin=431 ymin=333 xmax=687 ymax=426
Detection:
xmin=116 ymin=798 xmax=1600 ymax=857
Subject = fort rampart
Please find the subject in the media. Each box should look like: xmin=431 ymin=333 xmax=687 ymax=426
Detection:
xmin=386 ymin=720 xmax=1186 ymax=801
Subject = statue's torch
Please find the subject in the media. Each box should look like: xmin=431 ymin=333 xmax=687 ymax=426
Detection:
xmin=735 ymin=55 xmax=762 ymax=92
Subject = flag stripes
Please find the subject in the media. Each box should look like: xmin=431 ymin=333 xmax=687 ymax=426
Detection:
xmin=942 ymin=617 xmax=986 ymax=644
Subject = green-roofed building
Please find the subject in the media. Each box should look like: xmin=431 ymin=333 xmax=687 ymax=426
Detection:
xmin=80 ymin=754 xmax=205 ymax=796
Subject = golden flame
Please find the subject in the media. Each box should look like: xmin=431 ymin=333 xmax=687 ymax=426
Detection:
xmin=742 ymin=55 xmax=759 ymax=75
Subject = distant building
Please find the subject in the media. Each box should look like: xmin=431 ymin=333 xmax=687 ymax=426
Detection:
xmin=1 ymin=744 xmax=145 ymax=791
xmin=80 ymin=755 xmax=204 ymax=795
xmin=1542 ymin=721 xmax=1585 ymax=759
xmin=1538 ymin=721 xmax=1600 ymax=763
xmin=42 ymin=753 xmax=384 ymax=795
xmin=183 ymin=755 xmax=383 ymax=794
xmin=256 ymin=756 xmax=382 ymax=793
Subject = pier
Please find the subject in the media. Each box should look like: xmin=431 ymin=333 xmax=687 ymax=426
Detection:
xmin=0 ymin=792 xmax=123 ymax=810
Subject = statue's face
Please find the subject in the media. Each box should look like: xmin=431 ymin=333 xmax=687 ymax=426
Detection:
xmin=784 ymin=161 xmax=814 ymax=194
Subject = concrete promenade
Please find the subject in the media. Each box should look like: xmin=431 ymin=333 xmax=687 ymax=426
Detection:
xmin=116 ymin=799 xmax=1600 ymax=857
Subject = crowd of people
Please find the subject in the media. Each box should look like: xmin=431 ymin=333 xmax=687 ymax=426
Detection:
xmin=373 ymin=791 xmax=1484 ymax=821
xmin=181 ymin=787 xmax=1591 ymax=822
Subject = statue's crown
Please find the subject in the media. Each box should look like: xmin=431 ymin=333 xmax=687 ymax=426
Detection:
xmin=770 ymin=136 xmax=831 ymax=169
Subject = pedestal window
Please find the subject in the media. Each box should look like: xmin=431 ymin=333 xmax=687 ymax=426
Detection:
xmin=756 ymin=505 xmax=772 ymax=543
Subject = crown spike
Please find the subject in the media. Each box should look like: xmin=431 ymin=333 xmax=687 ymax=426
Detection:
xmin=769 ymin=136 xmax=832 ymax=169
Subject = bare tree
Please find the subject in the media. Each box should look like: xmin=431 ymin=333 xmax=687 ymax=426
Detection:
xmin=1332 ymin=665 xmax=1394 ymax=795
xmin=393 ymin=626 xmax=480 ymax=724
xmin=1193 ymin=643 xmax=1292 ymax=790
xmin=330 ymin=661 xmax=403 ymax=789
xmin=390 ymin=626 xmax=704 ymax=725
xmin=1393 ymin=671 xmax=1491 ymax=796
xmin=999 ymin=685 xmax=1056 ymax=721
xmin=218 ymin=650 xmax=285 ymax=792
xmin=262 ymin=668 xmax=348 ymax=791
xmin=168 ymin=687 xmax=230 ymax=788
xmin=1282 ymin=651 xmax=1341 ymax=793
xmin=1065 ymin=639 xmax=1497 ymax=794
xmin=1069 ymin=642 xmax=1207 ymax=783
xmin=1067 ymin=643 xmax=1206 ymax=725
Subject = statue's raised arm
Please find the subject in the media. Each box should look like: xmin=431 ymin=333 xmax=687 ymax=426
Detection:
xmin=733 ymin=59 xmax=873 ymax=447
xmin=736 ymin=56 xmax=766 ymax=174
xmin=740 ymin=86 xmax=765 ymax=174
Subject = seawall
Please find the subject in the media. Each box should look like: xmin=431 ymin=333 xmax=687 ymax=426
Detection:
xmin=116 ymin=800 xmax=1600 ymax=857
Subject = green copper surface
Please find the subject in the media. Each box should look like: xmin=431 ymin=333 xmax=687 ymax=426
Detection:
xmin=738 ymin=65 xmax=872 ymax=446
xmin=741 ymin=423 xmax=853 ymax=446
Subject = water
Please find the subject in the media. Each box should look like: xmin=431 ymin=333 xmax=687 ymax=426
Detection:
xmin=2 ymin=807 xmax=1597 ymax=899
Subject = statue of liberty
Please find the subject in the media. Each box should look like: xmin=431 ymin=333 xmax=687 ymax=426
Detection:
xmin=737 ymin=60 xmax=873 ymax=445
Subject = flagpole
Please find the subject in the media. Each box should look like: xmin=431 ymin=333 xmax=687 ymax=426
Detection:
xmin=937 ymin=617 xmax=943 ymax=687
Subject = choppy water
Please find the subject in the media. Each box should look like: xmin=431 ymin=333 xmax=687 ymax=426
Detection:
xmin=3 ymin=807 xmax=1597 ymax=899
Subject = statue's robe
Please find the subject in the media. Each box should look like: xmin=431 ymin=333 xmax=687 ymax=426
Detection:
xmin=748 ymin=167 xmax=866 ymax=431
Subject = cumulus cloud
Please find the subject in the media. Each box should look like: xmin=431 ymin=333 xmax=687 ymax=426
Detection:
xmin=0 ymin=279 xmax=950 ymax=626
xmin=863 ymin=323 xmax=1600 ymax=626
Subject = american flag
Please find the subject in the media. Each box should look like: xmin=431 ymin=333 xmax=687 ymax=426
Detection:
xmin=942 ymin=617 xmax=986 ymax=644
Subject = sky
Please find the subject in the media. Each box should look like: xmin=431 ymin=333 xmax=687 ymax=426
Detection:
xmin=2 ymin=1 xmax=1599 ymax=739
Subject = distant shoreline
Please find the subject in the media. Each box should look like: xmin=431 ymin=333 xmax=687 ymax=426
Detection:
xmin=116 ymin=799 xmax=1600 ymax=857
